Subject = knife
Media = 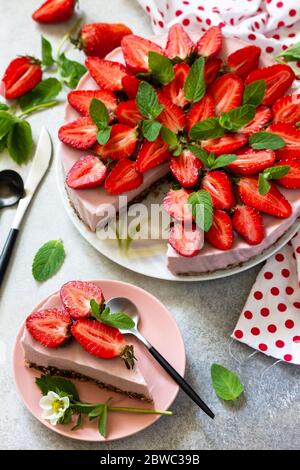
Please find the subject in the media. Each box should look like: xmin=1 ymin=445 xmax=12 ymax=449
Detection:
xmin=0 ymin=127 xmax=52 ymax=287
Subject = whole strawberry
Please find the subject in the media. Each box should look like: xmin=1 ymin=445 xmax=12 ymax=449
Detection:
xmin=32 ymin=0 xmax=76 ymax=24
xmin=1 ymin=56 xmax=42 ymax=100
xmin=74 ymin=23 xmax=132 ymax=58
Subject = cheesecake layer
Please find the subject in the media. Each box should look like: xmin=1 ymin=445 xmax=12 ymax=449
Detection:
xmin=21 ymin=293 xmax=152 ymax=401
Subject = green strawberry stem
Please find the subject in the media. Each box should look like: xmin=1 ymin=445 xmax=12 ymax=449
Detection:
xmin=108 ymin=406 xmax=173 ymax=415
xmin=18 ymin=100 xmax=58 ymax=118
xmin=56 ymin=18 xmax=83 ymax=60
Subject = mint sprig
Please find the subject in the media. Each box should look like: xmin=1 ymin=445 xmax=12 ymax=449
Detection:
xmin=243 ymin=80 xmax=266 ymax=106
xmin=249 ymin=132 xmax=286 ymax=150
xmin=188 ymin=145 xmax=236 ymax=169
xmin=219 ymin=104 xmax=256 ymax=132
xmin=184 ymin=56 xmax=206 ymax=103
xmin=89 ymin=98 xmax=112 ymax=145
xmin=258 ymin=165 xmax=290 ymax=195
xmin=32 ymin=240 xmax=65 ymax=282
xmin=90 ymin=299 xmax=135 ymax=330
xmin=141 ymin=119 xmax=162 ymax=142
xmin=277 ymin=41 xmax=300 ymax=62
xmin=211 ymin=364 xmax=244 ymax=401
xmin=160 ymin=126 xmax=182 ymax=155
xmin=148 ymin=51 xmax=174 ymax=85
xmin=136 ymin=81 xmax=164 ymax=119
xmin=188 ymin=189 xmax=213 ymax=231
xmin=190 ymin=117 xmax=225 ymax=140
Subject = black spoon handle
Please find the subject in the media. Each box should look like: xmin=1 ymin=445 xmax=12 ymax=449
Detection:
xmin=0 ymin=228 xmax=19 ymax=287
xmin=148 ymin=345 xmax=214 ymax=419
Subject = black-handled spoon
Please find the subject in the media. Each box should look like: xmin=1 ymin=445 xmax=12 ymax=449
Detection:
xmin=106 ymin=297 xmax=215 ymax=419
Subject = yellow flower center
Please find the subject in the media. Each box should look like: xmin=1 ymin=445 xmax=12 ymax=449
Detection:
xmin=52 ymin=399 xmax=64 ymax=413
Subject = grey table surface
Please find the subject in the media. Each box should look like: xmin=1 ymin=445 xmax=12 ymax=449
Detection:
xmin=0 ymin=0 xmax=299 ymax=451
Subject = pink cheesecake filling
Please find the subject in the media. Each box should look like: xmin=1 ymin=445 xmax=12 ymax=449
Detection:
xmin=21 ymin=293 xmax=152 ymax=399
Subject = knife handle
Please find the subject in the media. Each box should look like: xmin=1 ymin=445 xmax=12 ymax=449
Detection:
xmin=0 ymin=228 xmax=19 ymax=287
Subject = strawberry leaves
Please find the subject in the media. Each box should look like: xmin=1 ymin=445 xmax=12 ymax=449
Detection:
xmin=18 ymin=78 xmax=62 ymax=114
xmin=148 ymin=51 xmax=174 ymax=85
xmin=258 ymin=165 xmax=290 ymax=195
xmin=32 ymin=240 xmax=66 ymax=282
xmin=41 ymin=36 xmax=55 ymax=67
xmin=184 ymin=57 xmax=206 ymax=103
xmin=7 ymin=120 xmax=33 ymax=164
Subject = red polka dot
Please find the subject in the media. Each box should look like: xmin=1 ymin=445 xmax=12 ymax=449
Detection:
xmin=278 ymin=21 xmax=285 ymax=27
xmin=293 ymin=252 xmax=296 ymax=259
xmin=285 ymin=319 xmax=294 ymax=329
xmin=254 ymin=291 xmax=263 ymax=300
xmin=277 ymin=303 xmax=287 ymax=312
xmin=158 ymin=21 xmax=164 ymax=28
xmin=293 ymin=302 xmax=300 ymax=309
xmin=254 ymin=21 xmax=259 ymax=29
xmin=275 ymin=340 xmax=285 ymax=348
xmin=273 ymin=34 xmax=280 ymax=39
xmin=234 ymin=329 xmax=243 ymax=339
xmin=289 ymin=9 xmax=297 ymax=17
xmin=259 ymin=343 xmax=268 ymax=352
xmin=282 ymin=45 xmax=288 ymax=50
xmin=251 ymin=327 xmax=260 ymax=336
xmin=289 ymin=33 xmax=296 ymax=38
xmin=218 ymin=22 xmax=226 ymax=28
xmin=268 ymin=324 xmax=277 ymax=333
xmin=244 ymin=310 xmax=253 ymax=319
xmin=275 ymin=253 xmax=284 ymax=262
xmin=276 ymin=1 xmax=283 ymax=7
xmin=175 ymin=10 xmax=182 ymax=16
xmin=260 ymin=307 xmax=270 ymax=317
xmin=266 ymin=46 xmax=274 ymax=53
xmin=284 ymin=354 xmax=292 ymax=362
xmin=198 ymin=6 xmax=205 ymax=11
xmin=196 ymin=16 xmax=202 ymax=23
xmin=266 ymin=0 xmax=272 ymax=3
xmin=230 ymin=18 xmax=235 ymax=26
xmin=264 ymin=271 xmax=273 ymax=280
xmin=206 ymin=18 xmax=211 ymax=26
xmin=159 ymin=10 xmax=164 ymax=18
xmin=248 ymin=34 xmax=256 ymax=40
xmin=182 ymin=18 xmax=190 ymax=26
xmin=281 ymin=268 xmax=290 ymax=278
xmin=271 ymin=287 xmax=279 ymax=296
xmin=293 ymin=336 xmax=300 ymax=343
xmin=183 ymin=1 xmax=189 ymax=4
xmin=285 ymin=286 xmax=294 ymax=295
xmin=146 ymin=6 xmax=151 ymax=13
xmin=296 ymin=246 xmax=300 ymax=254
xmin=153 ymin=19 xmax=157 ymax=25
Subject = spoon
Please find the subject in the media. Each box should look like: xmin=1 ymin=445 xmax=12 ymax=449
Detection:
xmin=0 ymin=170 xmax=24 ymax=209
xmin=107 ymin=297 xmax=215 ymax=419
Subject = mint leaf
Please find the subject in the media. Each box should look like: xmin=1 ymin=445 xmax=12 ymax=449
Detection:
xmin=90 ymin=299 xmax=102 ymax=321
xmin=160 ymin=126 xmax=178 ymax=146
xmin=90 ymin=98 xmax=109 ymax=128
xmin=258 ymin=173 xmax=271 ymax=195
xmin=98 ymin=405 xmax=108 ymax=438
xmin=188 ymin=144 xmax=210 ymax=165
xmin=249 ymin=132 xmax=285 ymax=150
xmin=190 ymin=117 xmax=224 ymax=140
xmin=97 ymin=127 xmax=111 ymax=145
xmin=148 ymin=51 xmax=174 ymax=85
xmin=7 ymin=120 xmax=33 ymax=164
xmin=32 ymin=240 xmax=65 ymax=282
xmin=188 ymin=189 xmax=213 ymax=231
xmin=184 ymin=57 xmax=206 ymax=103
xmin=136 ymin=81 xmax=164 ymax=119
xmin=219 ymin=105 xmax=256 ymax=131
xmin=101 ymin=312 xmax=135 ymax=330
xmin=58 ymin=53 xmax=86 ymax=89
xmin=210 ymin=154 xmax=236 ymax=169
xmin=211 ymin=364 xmax=244 ymax=401
xmin=41 ymin=36 xmax=54 ymax=67
xmin=263 ymin=165 xmax=290 ymax=180
xmin=243 ymin=80 xmax=265 ymax=106
xmin=19 ymin=78 xmax=62 ymax=112
xmin=141 ymin=119 xmax=162 ymax=141
xmin=0 ymin=102 xmax=9 ymax=111
xmin=277 ymin=42 xmax=300 ymax=62
xmin=36 ymin=375 xmax=79 ymax=401
xmin=0 ymin=111 xmax=16 ymax=139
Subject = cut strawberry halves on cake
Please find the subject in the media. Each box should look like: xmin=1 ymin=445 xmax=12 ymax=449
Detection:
xmin=232 ymin=206 xmax=265 ymax=245
xmin=204 ymin=58 xmax=222 ymax=85
xmin=61 ymin=280 xmax=104 ymax=319
xmin=116 ymin=100 xmax=142 ymax=127
xmin=227 ymin=45 xmax=261 ymax=79
xmin=275 ymin=160 xmax=300 ymax=189
xmin=195 ymin=26 xmax=222 ymax=58
xmin=170 ymin=150 xmax=203 ymax=188
xmin=67 ymin=89 xmax=117 ymax=118
xmin=162 ymin=63 xmax=190 ymax=108
xmin=267 ymin=123 xmax=300 ymax=159
xmin=239 ymin=106 xmax=271 ymax=136
xmin=122 ymin=75 xmax=140 ymax=98
xmin=163 ymin=188 xmax=192 ymax=222
xmin=209 ymin=73 xmax=243 ymax=115
xmin=169 ymin=223 xmax=203 ymax=257
xmin=26 ymin=309 xmax=71 ymax=348
xmin=202 ymin=171 xmax=235 ymax=210
xmin=165 ymin=24 xmax=194 ymax=60
xmin=227 ymin=148 xmax=275 ymax=176
xmin=136 ymin=137 xmax=172 ymax=173
xmin=272 ymin=94 xmax=300 ymax=125
xmin=186 ymin=95 xmax=215 ymax=134
xmin=85 ymin=57 xmax=127 ymax=91
xmin=237 ymin=176 xmax=292 ymax=218
xmin=58 ymin=117 xmax=98 ymax=149
xmin=245 ymin=64 xmax=295 ymax=106
xmin=105 ymin=159 xmax=143 ymax=194
xmin=202 ymin=133 xmax=247 ymax=156
xmin=157 ymin=93 xmax=185 ymax=134
xmin=205 ymin=210 xmax=233 ymax=250
xmin=66 ymin=155 xmax=107 ymax=189
xmin=96 ymin=124 xmax=138 ymax=160
xmin=121 ymin=34 xmax=164 ymax=73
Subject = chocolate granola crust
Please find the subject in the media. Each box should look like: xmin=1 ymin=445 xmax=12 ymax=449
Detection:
xmin=27 ymin=361 xmax=153 ymax=403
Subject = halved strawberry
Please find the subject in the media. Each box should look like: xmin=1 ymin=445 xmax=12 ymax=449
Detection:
xmin=105 ymin=159 xmax=143 ymax=194
xmin=232 ymin=205 xmax=264 ymax=245
xmin=195 ymin=26 xmax=222 ymax=58
xmin=66 ymin=155 xmax=107 ymax=189
xmin=71 ymin=319 xmax=135 ymax=367
xmin=2 ymin=56 xmax=42 ymax=100
xmin=239 ymin=105 xmax=272 ymax=136
xmin=202 ymin=133 xmax=247 ymax=156
xmin=267 ymin=123 xmax=300 ymax=159
xmin=209 ymin=73 xmax=243 ymax=115
xmin=272 ymin=94 xmax=300 ymax=125
xmin=67 ymin=89 xmax=117 ymax=118
xmin=116 ymin=100 xmax=142 ymax=127
xmin=161 ymin=63 xmax=190 ymax=108
xmin=275 ymin=160 xmax=300 ymax=189
xmin=58 ymin=117 xmax=97 ymax=149
xmin=85 ymin=57 xmax=127 ymax=91
xmin=121 ymin=34 xmax=164 ymax=73
xmin=165 ymin=24 xmax=194 ymax=60
xmin=168 ymin=223 xmax=202 ymax=257
xmin=163 ymin=188 xmax=193 ymax=222
xmin=204 ymin=57 xmax=222 ymax=85
xmin=157 ymin=93 xmax=185 ymax=133
xmin=227 ymin=148 xmax=275 ymax=176
xmin=122 ymin=75 xmax=140 ymax=98
xmin=227 ymin=45 xmax=261 ymax=79
xmin=205 ymin=209 xmax=233 ymax=250
xmin=136 ymin=137 xmax=172 ymax=173
xmin=26 ymin=309 xmax=71 ymax=348
xmin=170 ymin=150 xmax=203 ymax=188
xmin=237 ymin=176 xmax=292 ymax=218
xmin=97 ymin=124 xmax=138 ymax=160
xmin=60 ymin=280 xmax=104 ymax=319
xmin=202 ymin=171 xmax=235 ymax=209
xmin=245 ymin=64 xmax=295 ymax=106
xmin=32 ymin=0 xmax=76 ymax=24
xmin=186 ymin=94 xmax=215 ymax=134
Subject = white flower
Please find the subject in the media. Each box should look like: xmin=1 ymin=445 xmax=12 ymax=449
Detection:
xmin=39 ymin=391 xmax=70 ymax=426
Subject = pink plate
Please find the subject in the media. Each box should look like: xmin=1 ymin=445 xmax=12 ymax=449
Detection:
xmin=13 ymin=279 xmax=185 ymax=442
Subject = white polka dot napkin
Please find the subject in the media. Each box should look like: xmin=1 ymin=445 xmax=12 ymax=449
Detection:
xmin=136 ymin=0 xmax=300 ymax=364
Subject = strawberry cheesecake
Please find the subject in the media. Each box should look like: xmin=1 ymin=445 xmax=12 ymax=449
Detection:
xmin=21 ymin=281 xmax=152 ymax=401
xmin=58 ymin=26 xmax=300 ymax=275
